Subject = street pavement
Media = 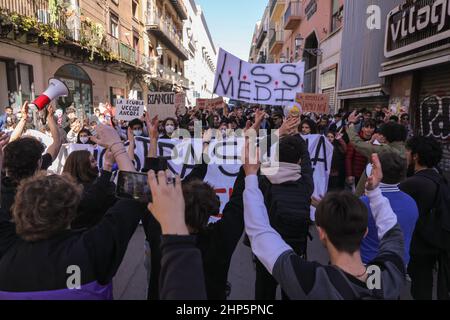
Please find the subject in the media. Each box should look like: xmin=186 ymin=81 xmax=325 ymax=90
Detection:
xmin=113 ymin=225 xmax=412 ymax=300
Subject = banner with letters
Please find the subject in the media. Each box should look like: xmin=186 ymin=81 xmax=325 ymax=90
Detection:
xmin=213 ymin=48 xmax=305 ymax=106
xmin=48 ymin=135 xmax=332 ymax=216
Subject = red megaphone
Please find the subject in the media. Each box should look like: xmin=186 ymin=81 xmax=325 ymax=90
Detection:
xmin=30 ymin=78 xmax=69 ymax=110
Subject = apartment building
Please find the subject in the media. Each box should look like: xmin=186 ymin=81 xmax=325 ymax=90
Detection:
xmin=183 ymin=0 xmax=217 ymax=106
xmin=251 ymin=0 xmax=344 ymax=112
xmin=0 ymin=0 xmax=190 ymax=116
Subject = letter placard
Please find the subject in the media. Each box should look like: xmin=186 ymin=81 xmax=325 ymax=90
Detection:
xmin=115 ymin=99 xmax=145 ymax=121
xmin=213 ymin=48 xmax=305 ymax=106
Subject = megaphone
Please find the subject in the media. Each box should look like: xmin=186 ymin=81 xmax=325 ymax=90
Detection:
xmin=30 ymin=78 xmax=69 ymax=110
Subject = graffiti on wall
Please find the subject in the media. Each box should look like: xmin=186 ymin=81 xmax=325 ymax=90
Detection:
xmin=420 ymin=95 xmax=450 ymax=140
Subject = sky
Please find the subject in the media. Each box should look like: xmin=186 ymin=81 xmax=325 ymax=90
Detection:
xmin=196 ymin=0 xmax=267 ymax=61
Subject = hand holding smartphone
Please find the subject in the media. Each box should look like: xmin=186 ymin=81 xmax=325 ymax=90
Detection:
xmin=116 ymin=171 xmax=175 ymax=203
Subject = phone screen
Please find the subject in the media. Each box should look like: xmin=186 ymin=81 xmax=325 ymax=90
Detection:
xmin=116 ymin=171 xmax=151 ymax=203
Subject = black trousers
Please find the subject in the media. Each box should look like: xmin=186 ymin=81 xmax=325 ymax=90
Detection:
xmin=409 ymin=252 xmax=450 ymax=300
xmin=408 ymin=253 xmax=438 ymax=300
xmin=254 ymin=242 xmax=305 ymax=300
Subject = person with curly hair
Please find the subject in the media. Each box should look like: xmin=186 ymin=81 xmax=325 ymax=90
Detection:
xmin=0 ymin=125 xmax=146 ymax=300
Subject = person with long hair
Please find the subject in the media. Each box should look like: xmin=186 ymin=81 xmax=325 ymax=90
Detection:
xmin=63 ymin=149 xmax=117 ymax=229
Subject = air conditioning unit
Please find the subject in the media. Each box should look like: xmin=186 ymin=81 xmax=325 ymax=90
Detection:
xmin=37 ymin=9 xmax=50 ymax=24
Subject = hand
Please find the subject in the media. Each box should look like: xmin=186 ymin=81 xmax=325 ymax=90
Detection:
xmin=243 ymin=120 xmax=252 ymax=133
xmin=347 ymin=111 xmax=358 ymax=124
xmin=147 ymin=170 xmax=188 ymax=235
xmin=21 ymin=101 xmax=29 ymax=120
xmin=47 ymin=105 xmax=55 ymax=119
xmin=311 ymin=195 xmax=323 ymax=208
xmin=335 ymin=132 xmax=343 ymax=141
xmin=279 ymin=116 xmax=299 ymax=137
xmin=127 ymin=127 xmax=134 ymax=142
xmin=366 ymin=154 xmax=383 ymax=191
xmin=242 ymin=137 xmax=260 ymax=176
xmin=346 ymin=176 xmax=355 ymax=185
xmin=146 ymin=114 xmax=159 ymax=140
xmin=253 ymin=109 xmax=266 ymax=127
xmin=203 ymin=128 xmax=212 ymax=144
xmin=103 ymin=148 xmax=115 ymax=169
xmin=95 ymin=124 xmax=122 ymax=148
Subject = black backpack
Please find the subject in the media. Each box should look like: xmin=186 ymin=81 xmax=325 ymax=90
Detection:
xmin=416 ymin=173 xmax=450 ymax=251
xmin=262 ymin=177 xmax=310 ymax=245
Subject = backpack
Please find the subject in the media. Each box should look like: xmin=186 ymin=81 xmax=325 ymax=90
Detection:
xmin=263 ymin=177 xmax=310 ymax=245
xmin=416 ymin=173 xmax=450 ymax=251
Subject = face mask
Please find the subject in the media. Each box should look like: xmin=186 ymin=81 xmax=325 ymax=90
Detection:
xmin=221 ymin=129 xmax=227 ymax=137
xmin=80 ymin=137 xmax=89 ymax=144
xmin=133 ymin=130 xmax=143 ymax=137
xmin=165 ymin=125 xmax=175 ymax=134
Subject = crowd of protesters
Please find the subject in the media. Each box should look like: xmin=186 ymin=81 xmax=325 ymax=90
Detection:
xmin=0 ymin=96 xmax=448 ymax=301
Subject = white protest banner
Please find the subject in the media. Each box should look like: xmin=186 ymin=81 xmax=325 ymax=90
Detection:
xmin=213 ymin=48 xmax=305 ymax=106
xmin=50 ymin=135 xmax=332 ymax=214
xmin=115 ymin=99 xmax=145 ymax=121
xmin=147 ymin=92 xmax=176 ymax=119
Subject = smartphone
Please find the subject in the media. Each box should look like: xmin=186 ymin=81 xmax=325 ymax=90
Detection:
xmin=116 ymin=171 xmax=151 ymax=203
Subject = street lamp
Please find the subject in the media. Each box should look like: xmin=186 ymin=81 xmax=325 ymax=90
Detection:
xmin=295 ymin=34 xmax=304 ymax=50
xmin=156 ymin=44 xmax=163 ymax=57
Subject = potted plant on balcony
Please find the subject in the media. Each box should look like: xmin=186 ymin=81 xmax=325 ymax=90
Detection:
xmin=0 ymin=9 xmax=14 ymax=38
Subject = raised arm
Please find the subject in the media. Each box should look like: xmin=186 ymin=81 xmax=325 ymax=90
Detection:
xmin=147 ymin=170 xmax=207 ymax=300
xmin=93 ymin=124 xmax=136 ymax=172
xmin=242 ymin=139 xmax=292 ymax=274
xmin=45 ymin=105 xmax=63 ymax=161
xmin=9 ymin=101 xmax=29 ymax=142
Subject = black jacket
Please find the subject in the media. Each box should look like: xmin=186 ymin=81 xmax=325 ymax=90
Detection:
xmin=0 ymin=200 xmax=145 ymax=299
xmin=143 ymin=156 xmax=245 ymax=300
xmin=71 ymin=170 xmax=118 ymax=229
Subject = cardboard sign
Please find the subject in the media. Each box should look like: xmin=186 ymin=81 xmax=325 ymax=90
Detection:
xmin=147 ymin=92 xmax=177 ymax=120
xmin=213 ymin=48 xmax=305 ymax=106
xmin=115 ymin=99 xmax=145 ymax=121
xmin=196 ymin=97 xmax=224 ymax=110
xmin=295 ymin=93 xmax=329 ymax=114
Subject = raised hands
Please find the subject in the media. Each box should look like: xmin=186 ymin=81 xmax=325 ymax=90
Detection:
xmin=20 ymin=101 xmax=29 ymax=121
xmin=145 ymin=113 xmax=159 ymax=140
xmin=279 ymin=116 xmax=300 ymax=137
xmin=242 ymin=137 xmax=260 ymax=176
xmin=366 ymin=153 xmax=383 ymax=191
xmin=147 ymin=170 xmax=187 ymax=235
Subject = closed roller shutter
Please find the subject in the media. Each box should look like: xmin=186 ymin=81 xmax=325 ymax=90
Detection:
xmin=418 ymin=63 xmax=450 ymax=179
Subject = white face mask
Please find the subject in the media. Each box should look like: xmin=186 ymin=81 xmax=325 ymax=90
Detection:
xmin=133 ymin=130 xmax=143 ymax=137
xmin=80 ymin=137 xmax=89 ymax=144
xmin=221 ymin=128 xmax=227 ymax=137
xmin=165 ymin=125 xmax=175 ymax=134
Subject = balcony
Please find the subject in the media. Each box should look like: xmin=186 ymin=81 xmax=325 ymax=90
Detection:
xmin=169 ymin=0 xmax=188 ymax=20
xmin=147 ymin=13 xmax=189 ymax=61
xmin=151 ymin=61 xmax=189 ymax=89
xmin=104 ymin=34 xmax=151 ymax=72
xmin=255 ymin=25 xmax=267 ymax=50
xmin=269 ymin=29 xmax=284 ymax=55
xmin=270 ymin=0 xmax=286 ymax=21
xmin=284 ymin=1 xmax=303 ymax=30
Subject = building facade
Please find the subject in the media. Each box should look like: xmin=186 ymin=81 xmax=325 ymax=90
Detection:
xmin=183 ymin=0 xmax=217 ymax=106
xmin=250 ymin=0 xmax=344 ymax=112
xmin=339 ymin=0 xmax=450 ymax=179
xmin=0 ymin=0 xmax=190 ymax=116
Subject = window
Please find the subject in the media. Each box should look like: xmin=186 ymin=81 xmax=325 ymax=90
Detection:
xmin=133 ymin=35 xmax=139 ymax=51
xmin=305 ymin=0 xmax=317 ymax=20
xmin=110 ymin=13 xmax=119 ymax=38
xmin=331 ymin=0 xmax=343 ymax=33
xmin=17 ymin=63 xmax=34 ymax=102
xmin=132 ymin=0 xmax=139 ymax=20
